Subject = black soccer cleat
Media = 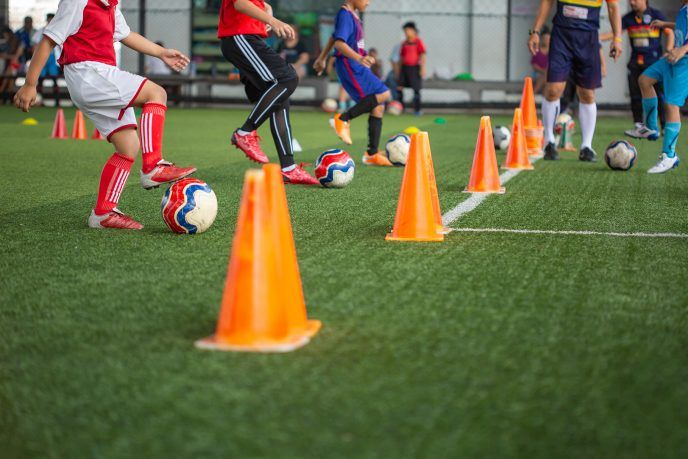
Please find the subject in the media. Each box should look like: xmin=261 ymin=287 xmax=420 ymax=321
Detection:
xmin=579 ymin=147 xmax=598 ymax=163
xmin=544 ymin=142 xmax=560 ymax=161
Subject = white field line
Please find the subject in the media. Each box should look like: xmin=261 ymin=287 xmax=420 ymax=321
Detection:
xmin=450 ymin=228 xmax=688 ymax=239
xmin=441 ymin=157 xmax=541 ymax=226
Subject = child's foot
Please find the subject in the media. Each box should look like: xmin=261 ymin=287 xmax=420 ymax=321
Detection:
xmin=88 ymin=208 xmax=143 ymax=230
xmin=140 ymin=160 xmax=197 ymax=190
xmin=282 ymin=165 xmax=320 ymax=185
xmin=625 ymin=124 xmax=659 ymax=141
xmin=648 ymin=153 xmax=680 ymax=174
xmin=414 ymin=110 xmax=424 ymax=117
xmin=362 ymin=151 xmax=393 ymax=167
xmin=330 ymin=114 xmax=353 ymax=145
xmin=231 ymin=130 xmax=269 ymax=163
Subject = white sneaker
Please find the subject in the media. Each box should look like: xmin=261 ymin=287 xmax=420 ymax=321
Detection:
xmin=648 ymin=153 xmax=680 ymax=174
xmin=625 ymin=124 xmax=659 ymax=141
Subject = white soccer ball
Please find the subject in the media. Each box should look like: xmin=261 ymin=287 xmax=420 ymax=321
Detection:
xmin=321 ymin=98 xmax=338 ymax=113
xmin=387 ymin=101 xmax=404 ymax=116
xmin=385 ymin=134 xmax=411 ymax=166
xmin=605 ymin=140 xmax=638 ymax=171
xmin=555 ymin=113 xmax=575 ymax=135
xmin=314 ymin=149 xmax=355 ymax=188
xmin=161 ymin=178 xmax=218 ymax=234
xmin=493 ymin=125 xmax=511 ymax=150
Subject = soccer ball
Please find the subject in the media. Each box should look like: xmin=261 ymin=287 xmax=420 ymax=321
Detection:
xmin=161 ymin=178 xmax=218 ymax=234
xmin=493 ymin=126 xmax=511 ymax=150
xmin=321 ymin=98 xmax=338 ymax=113
xmin=387 ymin=100 xmax=404 ymax=116
xmin=555 ymin=113 xmax=576 ymax=135
xmin=315 ymin=149 xmax=355 ymax=188
xmin=605 ymin=140 xmax=637 ymax=171
xmin=385 ymin=134 xmax=411 ymax=166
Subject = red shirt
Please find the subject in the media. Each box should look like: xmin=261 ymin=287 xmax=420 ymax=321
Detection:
xmin=43 ymin=0 xmax=130 ymax=67
xmin=218 ymin=0 xmax=268 ymax=38
xmin=400 ymin=38 xmax=426 ymax=66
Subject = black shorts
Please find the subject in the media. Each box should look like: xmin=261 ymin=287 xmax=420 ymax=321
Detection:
xmin=547 ymin=26 xmax=601 ymax=90
xmin=220 ymin=34 xmax=297 ymax=102
xmin=398 ymin=65 xmax=422 ymax=91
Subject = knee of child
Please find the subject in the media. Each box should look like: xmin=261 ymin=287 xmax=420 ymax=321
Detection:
xmin=282 ymin=77 xmax=298 ymax=96
xmin=377 ymin=91 xmax=391 ymax=103
xmin=372 ymin=104 xmax=385 ymax=117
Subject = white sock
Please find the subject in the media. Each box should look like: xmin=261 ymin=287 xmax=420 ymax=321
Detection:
xmin=237 ymin=129 xmax=251 ymax=136
xmin=579 ymin=102 xmax=597 ymax=149
xmin=282 ymin=164 xmax=296 ymax=173
xmin=542 ymin=99 xmax=560 ymax=144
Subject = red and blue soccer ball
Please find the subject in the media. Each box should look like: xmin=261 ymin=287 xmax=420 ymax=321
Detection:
xmin=314 ymin=149 xmax=355 ymax=188
xmin=161 ymin=178 xmax=218 ymax=234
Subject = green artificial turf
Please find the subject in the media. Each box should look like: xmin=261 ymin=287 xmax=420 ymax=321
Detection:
xmin=1 ymin=106 xmax=687 ymax=458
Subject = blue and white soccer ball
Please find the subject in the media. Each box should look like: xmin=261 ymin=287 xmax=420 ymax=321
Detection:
xmin=385 ymin=134 xmax=411 ymax=166
xmin=314 ymin=149 xmax=355 ymax=188
xmin=161 ymin=178 xmax=218 ymax=234
xmin=605 ymin=140 xmax=637 ymax=171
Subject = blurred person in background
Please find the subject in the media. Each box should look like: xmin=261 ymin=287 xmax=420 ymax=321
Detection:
xmin=15 ymin=16 xmax=35 ymax=70
xmin=277 ymin=26 xmax=309 ymax=79
xmin=396 ymin=21 xmax=426 ymax=116
xmin=145 ymin=41 xmax=173 ymax=75
xmin=32 ymin=13 xmax=62 ymax=106
xmin=369 ymin=47 xmax=382 ymax=78
xmin=0 ymin=26 xmax=22 ymax=104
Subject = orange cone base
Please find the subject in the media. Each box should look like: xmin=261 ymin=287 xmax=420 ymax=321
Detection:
xmin=463 ymin=186 xmax=506 ymax=194
xmin=438 ymin=225 xmax=451 ymax=235
xmin=385 ymin=232 xmax=444 ymax=242
xmin=195 ymin=320 xmax=322 ymax=353
xmin=502 ymin=163 xmax=534 ymax=170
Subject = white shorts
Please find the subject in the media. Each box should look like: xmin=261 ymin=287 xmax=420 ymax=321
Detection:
xmin=64 ymin=61 xmax=147 ymax=141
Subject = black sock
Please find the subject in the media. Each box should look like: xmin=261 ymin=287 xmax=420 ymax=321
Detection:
xmin=241 ymin=78 xmax=298 ymax=132
xmin=340 ymin=94 xmax=378 ymax=122
xmin=367 ymin=116 xmax=383 ymax=155
xmin=269 ymin=104 xmax=296 ymax=170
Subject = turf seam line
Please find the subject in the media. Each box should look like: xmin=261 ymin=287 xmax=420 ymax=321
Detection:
xmin=441 ymin=157 xmax=542 ymax=226
xmin=449 ymin=228 xmax=688 ymax=239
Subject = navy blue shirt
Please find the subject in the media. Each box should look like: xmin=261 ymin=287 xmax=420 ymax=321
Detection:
xmin=622 ymin=7 xmax=667 ymax=67
xmin=553 ymin=0 xmax=614 ymax=31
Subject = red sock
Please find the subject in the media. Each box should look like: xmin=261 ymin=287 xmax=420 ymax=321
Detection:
xmin=95 ymin=153 xmax=134 ymax=215
xmin=140 ymin=103 xmax=167 ymax=173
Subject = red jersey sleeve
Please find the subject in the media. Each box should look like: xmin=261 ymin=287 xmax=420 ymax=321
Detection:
xmin=418 ymin=39 xmax=426 ymax=55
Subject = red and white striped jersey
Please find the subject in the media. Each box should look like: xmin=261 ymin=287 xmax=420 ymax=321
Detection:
xmin=44 ymin=0 xmax=130 ymax=67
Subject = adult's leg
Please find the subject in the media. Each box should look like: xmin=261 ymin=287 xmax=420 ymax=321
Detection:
xmin=628 ymin=66 xmax=643 ymax=125
xmin=577 ymin=86 xmax=596 ymax=150
xmin=543 ymin=82 xmax=567 ymax=144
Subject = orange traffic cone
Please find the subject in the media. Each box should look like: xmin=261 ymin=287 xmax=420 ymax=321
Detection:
xmin=520 ymin=76 xmax=538 ymax=128
xmin=520 ymin=77 xmax=544 ymax=156
xmin=51 ymin=108 xmax=68 ymax=139
xmin=418 ymin=132 xmax=450 ymax=235
xmin=71 ymin=110 xmax=87 ymax=140
xmin=195 ymin=169 xmax=320 ymax=353
xmin=464 ymin=116 xmax=505 ymax=194
xmin=92 ymin=128 xmax=104 ymax=140
xmin=386 ymin=131 xmax=444 ymax=242
xmin=503 ymin=108 xmax=534 ymax=170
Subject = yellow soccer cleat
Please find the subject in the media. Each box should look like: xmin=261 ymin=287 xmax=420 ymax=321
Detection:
xmin=329 ymin=114 xmax=353 ymax=145
xmin=362 ymin=151 xmax=393 ymax=167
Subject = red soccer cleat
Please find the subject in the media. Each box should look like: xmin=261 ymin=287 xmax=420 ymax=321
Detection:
xmin=140 ymin=160 xmax=197 ymax=190
xmin=231 ymin=130 xmax=269 ymax=164
xmin=282 ymin=165 xmax=320 ymax=186
xmin=88 ymin=208 xmax=143 ymax=230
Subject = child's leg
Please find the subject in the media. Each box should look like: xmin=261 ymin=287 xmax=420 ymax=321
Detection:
xmin=367 ymin=91 xmax=391 ymax=155
xmin=94 ymin=129 xmax=139 ymax=215
xmin=239 ymin=78 xmax=298 ymax=133
xmin=411 ymin=66 xmax=422 ymax=113
xmin=662 ymin=104 xmax=681 ymax=158
xmin=639 ymin=74 xmax=660 ymax=132
xmin=269 ymin=100 xmax=296 ymax=171
xmin=131 ymin=81 xmax=167 ymax=173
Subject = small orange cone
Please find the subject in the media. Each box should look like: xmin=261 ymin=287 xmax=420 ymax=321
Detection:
xmin=520 ymin=77 xmax=544 ymax=156
xmin=464 ymin=116 xmax=505 ymax=194
xmin=51 ymin=109 xmax=68 ymax=139
xmin=92 ymin=128 xmax=104 ymax=140
xmin=195 ymin=168 xmax=320 ymax=353
xmin=71 ymin=110 xmax=87 ymax=140
xmin=419 ymin=133 xmax=450 ymax=235
xmin=503 ymin=108 xmax=534 ymax=170
xmin=520 ymin=76 xmax=538 ymax=128
xmin=386 ymin=131 xmax=444 ymax=242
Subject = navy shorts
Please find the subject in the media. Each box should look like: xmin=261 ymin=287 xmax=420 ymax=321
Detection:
xmin=335 ymin=57 xmax=389 ymax=103
xmin=547 ymin=26 xmax=602 ymax=90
